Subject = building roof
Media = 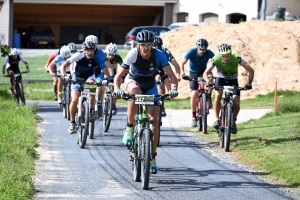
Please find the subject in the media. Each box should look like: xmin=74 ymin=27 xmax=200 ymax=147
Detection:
xmin=15 ymin=0 xmax=178 ymax=6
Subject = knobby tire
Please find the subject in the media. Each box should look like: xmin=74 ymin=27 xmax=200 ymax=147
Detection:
xmin=18 ymin=82 xmax=26 ymax=105
xmin=224 ymin=103 xmax=232 ymax=152
xmin=132 ymin=126 xmax=141 ymax=182
xmin=202 ymin=93 xmax=208 ymax=134
xmin=66 ymin=85 xmax=71 ymax=120
xmin=141 ymin=129 xmax=151 ymax=190
xmin=103 ymin=93 xmax=113 ymax=132
xmin=197 ymin=97 xmax=202 ymax=131
xmin=78 ymin=101 xmax=89 ymax=148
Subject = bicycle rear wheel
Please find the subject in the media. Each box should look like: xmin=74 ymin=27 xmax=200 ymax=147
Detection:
xmin=66 ymin=84 xmax=71 ymax=120
xmin=132 ymin=127 xmax=141 ymax=182
xmin=224 ymin=104 xmax=232 ymax=152
xmin=102 ymin=93 xmax=113 ymax=132
xmin=18 ymin=82 xmax=26 ymax=105
xmin=140 ymin=129 xmax=151 ymax=190
xmin=78 ymin=101 xmax=89 ymax=148
xmin=62 ymin=90 xmax=67 ymax=118
xmin=89 ymin=121 xmax=95 ymax=139
xmin=202 ymin=93 xmax=208 ymax=134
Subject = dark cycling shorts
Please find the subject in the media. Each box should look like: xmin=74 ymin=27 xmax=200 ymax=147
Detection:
xmin=7 ymin=67 xmax=22 ymax=78
xmin=189 ymin=71 xmax=203 ymax=91
xmin=215 ymin=77 xmax=240 ymax=96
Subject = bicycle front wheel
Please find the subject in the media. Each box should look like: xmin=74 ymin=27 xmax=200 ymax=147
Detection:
xmin=78 ymin=101 xmax=89 ymax=148
xmin=89 ymin=121 xmax=95 ymax=139
xmin=197 ymin=97 xmax=202 ymax=132
xmin=157 ymin=105 xmax=163 ymax=147
xmin=141 ymin=129 xmax=151 ymax=190
xmin=132 ymin=127 xmax=141 ymax=182
xmin=102 ymin=93 xmax=113 ymax=132
xmin=18 ymin=82 xmax=26 ymax=105
xmin=224 ymin=103 xmax=232 ymax=152
xmin=202 ymin=93 xmax=208 ymax=134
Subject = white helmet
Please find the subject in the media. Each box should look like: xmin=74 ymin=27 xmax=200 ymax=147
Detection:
xmin=105 ymin=43 xmax=118 ymax=55
xmin=67 ymin=42 xmax=77 ymax=52
xmin=10 ymin=48 xmax=19 ymax=55
xmin=85 ymin=35 xmax=98 ymax=44
xmin=60 ymin=45 xmax=71 ymax=57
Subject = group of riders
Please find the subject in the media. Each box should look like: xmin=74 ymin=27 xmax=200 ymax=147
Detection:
xmin=2 ymin=29 xmax=254 ymax=174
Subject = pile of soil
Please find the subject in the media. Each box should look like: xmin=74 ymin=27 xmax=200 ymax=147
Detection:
xmin=161 ymin=20 xmax=300 ymax=99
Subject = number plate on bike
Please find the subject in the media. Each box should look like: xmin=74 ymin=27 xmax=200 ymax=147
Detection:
xmin=135 ymin=95 xmax=155 ymax=105
xmin=224 ymin=86 xmax=234 ymax=93
xmin=82 ymin=89 xmax=90 ymax=95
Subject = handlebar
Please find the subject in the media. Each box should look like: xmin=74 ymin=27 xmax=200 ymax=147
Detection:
xmin=115 ymin=93 xmax=172 ymax=101
xmin=4 ymin=71 xmax=29 ymax=77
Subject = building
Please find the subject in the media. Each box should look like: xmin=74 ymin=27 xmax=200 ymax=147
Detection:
xmin=0 ymin=0 xmax=299 ymax=47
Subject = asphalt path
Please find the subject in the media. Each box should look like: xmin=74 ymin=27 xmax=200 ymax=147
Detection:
xmin=33 ymin=100 xmax=293 ymax=200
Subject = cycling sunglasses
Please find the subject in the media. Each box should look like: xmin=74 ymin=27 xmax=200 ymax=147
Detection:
xmin=138 ymin=43 xmax=154 ymax=47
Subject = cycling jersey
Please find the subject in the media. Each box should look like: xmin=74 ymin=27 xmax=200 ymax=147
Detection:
xmin=209 ymin=53 xmax=246 ymax=79
xmin=160 ymin=47 xmax=175 ymax=62
xmin=94 ymin=48 xmax=108 ymax=80
xmin=46 ymin=53 xmax=58 ymax=69
xmin=183 ymin=47 xmax=214 ymax=74
xmin=53 ymin=54 xmax=73 ymax=74
xmin=121 ymin=48 xmax=169 ymax=90
xmin=66 ymin=51 xmax=98 ymax=83
xmin=108 ymin=54 xmax=123 ymax=71
xmin=3 ymin=54 xmax=27 ymax=73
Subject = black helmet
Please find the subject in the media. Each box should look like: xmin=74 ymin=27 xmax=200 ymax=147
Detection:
xmin=153 ymin=36 xmax=163 ymax=48
xmin=82 ymin=41 xmax=96 ymax=50
xmin=218 ymin=43 xmax=232 ymax=54
xmin=136 ymin=30 xmax=155 ymax=43
xmin=196 ymin=39 xmax=208 ymax=49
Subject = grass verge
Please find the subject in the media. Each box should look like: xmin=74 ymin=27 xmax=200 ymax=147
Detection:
xmin=0 ymin=90 xmax=40 ymax=199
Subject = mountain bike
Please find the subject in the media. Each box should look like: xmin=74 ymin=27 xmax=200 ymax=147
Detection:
xmin=215 ymin=86 xmax=247 ymax=152
xmin=5 ymin=71 xmax=28 ymax=105
xmin=71 ymin=80 xmax=106 ymax=148
xmin=184 ymin=76 xmax=210 ymax=133
xmin=119 ymin=93 xmax=157 ymax=190
xmin=102 ymin=81 xmax=114 ymax=132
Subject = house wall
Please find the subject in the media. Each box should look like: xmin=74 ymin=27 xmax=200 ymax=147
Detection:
xmin=0 ymin=0 xmax=13 ymax=46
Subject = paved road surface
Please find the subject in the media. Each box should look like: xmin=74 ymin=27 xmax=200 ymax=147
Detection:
xmin=33 ymin=101 xmax=292 ymax=200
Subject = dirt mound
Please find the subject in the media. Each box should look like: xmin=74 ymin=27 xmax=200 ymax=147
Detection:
xmin=161 ymin=20 xmax=300 ymax=99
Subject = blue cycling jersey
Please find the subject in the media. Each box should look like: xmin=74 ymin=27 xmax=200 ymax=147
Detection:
xmin=160 ymin=47 xmax=175 ymax=62
xmin=183 ymin=47 xmax=214 ymax=73
xmin=53 ymin=54 xmax=73 ymax=70
xmin=121 ymin=48 xmax=169 ymax=90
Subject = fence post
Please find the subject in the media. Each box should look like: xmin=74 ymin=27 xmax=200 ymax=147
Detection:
xmin=274 ymin=81 xmax=277 ymax=113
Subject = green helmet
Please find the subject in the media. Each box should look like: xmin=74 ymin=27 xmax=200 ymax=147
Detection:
xmin=218 ymin=43 xmax=231 ymax=54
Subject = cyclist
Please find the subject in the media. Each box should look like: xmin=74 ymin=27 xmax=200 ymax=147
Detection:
xmin=181 ymin=38 xmax=215 ymax=127
xmin=105 ymin=42 xmax=123 ymax=115
xmin=203 ymin=43 xmax=254 ymax=134
xmin=48 ymin=46 xmax=73 ymax=104
xmin=85 ymin=35 xmax=114 ymax=114
xmin=67 ymin=42 xmax=77 ymax=53
xmin=2 ymin=48 xmax=30 ymax=90
xmin=153 ymin=36 xmax=181 ymax=116
xmin=44 ymin=48 xmax=60 ymax=100
xmin=60 ymin=41 xmax=108 ymax=133
xmin=114 ymin=30 xmax=178 ymax=174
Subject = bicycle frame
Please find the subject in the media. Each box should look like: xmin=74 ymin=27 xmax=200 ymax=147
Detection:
xmin=78 ymin=88 xmax=98 ymax=117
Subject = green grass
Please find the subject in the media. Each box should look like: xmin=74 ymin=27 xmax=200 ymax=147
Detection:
xmin=0 ymin=91 xmax=40 ymax=199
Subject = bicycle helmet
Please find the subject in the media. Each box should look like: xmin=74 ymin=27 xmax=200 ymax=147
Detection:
xmin=85 ymin=35 xmax=98 ymax=44
xmin=136 ymin=30 xmax=154 ymax=43
xmin=218 ymin=43 xmax=232 ymax=54
xmin=10 ymin=48 xmax=19 ymax=55
xmin=196 ymin=39 xmax=208 ymax=49
xmin=105 ymin=43 xmax=118 ymax=55
xmin=82 ymin=41 xmax=96 ymax=50
xmin=60 ymin=45 xmax=71 ymax=57
xmin=67 ymin=42 xmax=77 ymax=52
xmin=153 ymin=36 xmax=163 ymax=49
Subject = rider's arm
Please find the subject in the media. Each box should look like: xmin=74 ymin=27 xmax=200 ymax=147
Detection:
xmin=104 ymin=60 xmax=114 ymax=76
xmin=114 ymin=67 xmax=127 ymax=90
xmin=241 ymin=62 xmax=254 ymax=83
xmin=2 ymin=56 xmax=8 ymax=74
xmin=19 ymin=54 xmax=29 ymax=69
xmin=162 ymin=77 xmax=171 ymax=91
xmin=203 ymin=60 xmax=215 ymax=83
xmin=180 ymin=57 xmax=188 ymax=75
xmin=170 ymin=60 xmax=181 ymax=81
xmin=102 ymin=68 xmax=110 ymax=79
xmin=163 ymin=65 xmax=178 ymax=91
xmin=48 ymin=61 xmax=56 ymax=76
